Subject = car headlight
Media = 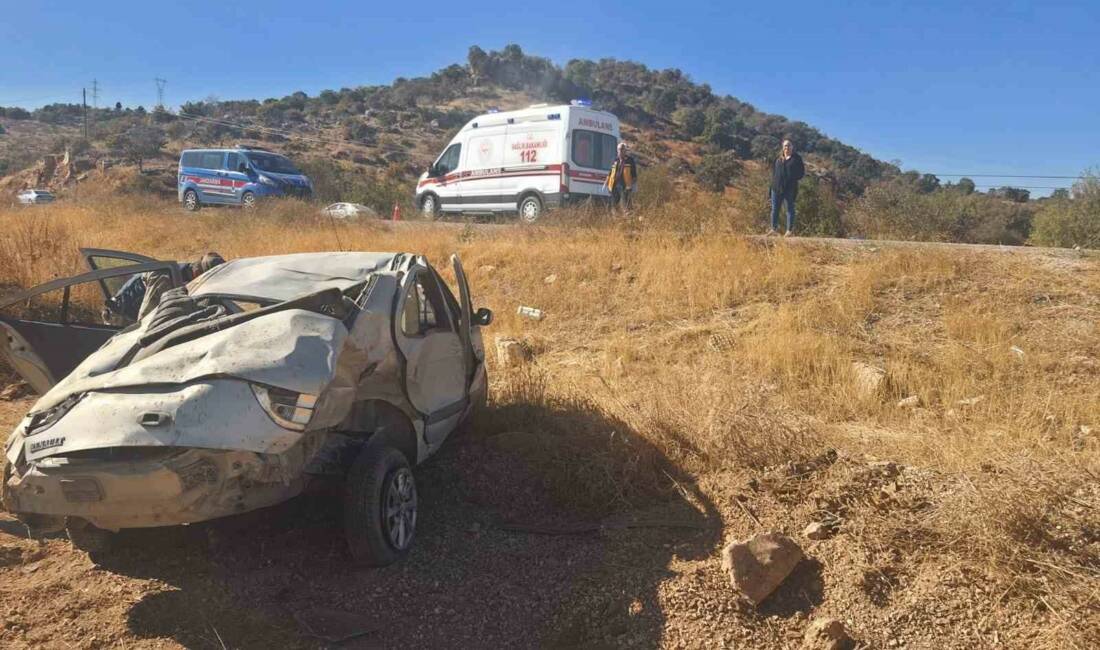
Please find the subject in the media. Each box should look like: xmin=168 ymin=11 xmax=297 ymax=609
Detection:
xmin=250 ymin=385 xmax=317 ymax=431
xmin=258 ymin=175 xmax=279 ymax=187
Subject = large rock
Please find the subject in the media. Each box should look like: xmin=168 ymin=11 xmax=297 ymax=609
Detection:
xmin=494 ymin=337 xmax=528 ymax=367
xmin=720 ymin=532 xmax=804 ymax=605
xmin=851 ymin=362 xmax=886 ymax=399
xmin=802 ymin=617 xmax=854 ymax=650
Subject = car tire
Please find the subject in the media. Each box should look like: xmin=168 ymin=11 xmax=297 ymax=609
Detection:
xmin=344 ymin=443 xmax=417 ymax=566
xmin=66 ymin=518 xmax=116 ymax=559
xmin=420 ymin=194 xmax=439 ymax=221
xmin=242 ymin=191 xmax=256 ymax=209
xmin=518 ymin=194 xmax=542 ymax=223
xmin=183 ymin=189 xmax=200 ymax=212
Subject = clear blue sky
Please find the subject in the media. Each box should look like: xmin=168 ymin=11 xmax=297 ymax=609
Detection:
xmin=2 ymin=0 xmax=1097 ymax=194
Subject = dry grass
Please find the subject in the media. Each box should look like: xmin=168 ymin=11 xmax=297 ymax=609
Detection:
xmin=1 ymin=196 xmax=1098 ymax=647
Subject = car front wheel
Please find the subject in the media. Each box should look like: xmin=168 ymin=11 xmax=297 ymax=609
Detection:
xmin=344 ymin=444 xmax=417 ymax=566
xmin=242 ymin=191 xmax=256 ymax=209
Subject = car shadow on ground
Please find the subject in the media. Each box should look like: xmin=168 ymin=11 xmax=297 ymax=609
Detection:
xmin=92 ymin=400 xmax=723 ymax=649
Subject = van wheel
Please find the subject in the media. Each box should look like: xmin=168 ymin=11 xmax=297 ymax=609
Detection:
xmin=242 ymin=192 xmax=256 ymax=209
xmin=420 ymin=194 xmax=439 ymax=220
xmin=183 ymin=189 xmax=200 ymax=212
xmin=518 ymin=194 xmax=542 ymax=223
xmin=344 ymin=443 xmax=417 ymax=566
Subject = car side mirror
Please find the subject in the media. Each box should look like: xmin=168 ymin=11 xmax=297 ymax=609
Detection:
xmin=428 ymin=164 xmax=438 ymax=177
xmin=474 ymin=307 xmax=493 ymax=327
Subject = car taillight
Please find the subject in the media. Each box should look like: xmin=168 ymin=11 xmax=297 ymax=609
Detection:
xmin=251 ymin=385 xmax=318 ymax=431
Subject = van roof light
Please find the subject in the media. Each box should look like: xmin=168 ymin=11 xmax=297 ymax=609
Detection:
xmin=570 ymin=99 xmax=592 ymax=107
xmin=487 ymin=107 xmax=499 ymax=113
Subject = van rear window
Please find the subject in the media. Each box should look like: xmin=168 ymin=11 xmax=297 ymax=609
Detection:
xmin=572 ymin=130 xmax=617 ymax=170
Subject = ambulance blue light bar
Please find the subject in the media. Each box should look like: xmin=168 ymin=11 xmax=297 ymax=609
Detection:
xmin=570 ymin=99 xmax=592 ymax=107
xmin=487 ymin=107 xmax=500 ymax=113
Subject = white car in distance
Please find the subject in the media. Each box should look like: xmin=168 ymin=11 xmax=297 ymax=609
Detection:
xmin=17 ymin=189 xmax=56 ymax=205
xmin=322 ymin=202 xmax=377 ymax=219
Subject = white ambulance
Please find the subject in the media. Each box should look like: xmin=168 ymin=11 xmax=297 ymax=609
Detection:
xmin=415 ymin=101 xmax=620 ymax=222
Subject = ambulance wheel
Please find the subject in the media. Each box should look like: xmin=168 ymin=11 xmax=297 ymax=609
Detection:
xmin=518 ymin=194 xmax=542 ymax=223
xmin=420 ymin=193 xmax=440 ymax=220
xmin=242 ymin=192 xmax=256 ymax=209
xmin=183 ymin=189 xmax=200 ymax=212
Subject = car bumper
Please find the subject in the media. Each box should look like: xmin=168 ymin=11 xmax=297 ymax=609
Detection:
xmin=2 ymin=446 xmax=308 ymax=532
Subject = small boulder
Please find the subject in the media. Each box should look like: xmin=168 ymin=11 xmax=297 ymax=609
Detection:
xmin=957 ymin=395 xmax=986 ymax=406
xmin=850 ymin=362 xmax=886 ymax=399
xmin=494 ymin=337 xmax=528 ymax=367
xmin=720 ymin=532 xmax=804 ymax=605
xmin=543 ymin=274 xmax=558 ymax=284
xmin=802 ymin=617 xmax=854 ymax=650
xmin=803 ymin=522 xmax=833 ymax=540
xmin=896 ymin=395 xmax=920 ymax=408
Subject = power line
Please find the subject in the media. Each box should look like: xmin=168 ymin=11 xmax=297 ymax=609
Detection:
xmin=926 ymin=173 xmax=1087 ymax=180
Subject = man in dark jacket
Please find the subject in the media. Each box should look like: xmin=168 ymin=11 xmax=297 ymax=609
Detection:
xmin=769 ymin=139 xmax=805 ymax=236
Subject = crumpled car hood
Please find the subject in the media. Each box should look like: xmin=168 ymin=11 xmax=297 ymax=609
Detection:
xmin=32 ymin=308 xmax=348 ymax=414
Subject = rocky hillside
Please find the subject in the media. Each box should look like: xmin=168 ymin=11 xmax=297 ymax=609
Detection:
xmin=0 ymin=45 xmax=898 ymax=208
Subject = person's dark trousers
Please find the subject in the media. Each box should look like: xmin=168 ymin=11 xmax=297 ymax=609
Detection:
xmin=770 ymin=187 xmax=797 ymax=232
xmin=611 ymin=185 xmax=633 ymax=210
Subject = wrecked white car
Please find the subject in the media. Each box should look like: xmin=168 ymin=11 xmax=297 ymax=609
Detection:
xmin=0 ymin=248 xmax=491 ymax=565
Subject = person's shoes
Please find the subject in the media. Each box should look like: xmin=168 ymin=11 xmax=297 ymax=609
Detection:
xmin=766 ymin=229 xmax=778 ymax=236
xmin=783 ymin=230 xmax=793 ymax=237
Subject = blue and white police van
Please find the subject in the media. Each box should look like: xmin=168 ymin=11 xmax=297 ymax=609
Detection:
xmin=178 ymin=146 xmax=313 ymax=211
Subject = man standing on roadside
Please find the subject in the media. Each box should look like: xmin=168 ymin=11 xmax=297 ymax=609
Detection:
xmin=606 ymin=142 xmax=638 ymax=212
xmin=769 ymin=139 xmax=805 ymax=236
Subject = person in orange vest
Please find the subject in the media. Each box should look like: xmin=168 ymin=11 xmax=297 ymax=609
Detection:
xmin=605 ymin=142 xmax=638 ymax=212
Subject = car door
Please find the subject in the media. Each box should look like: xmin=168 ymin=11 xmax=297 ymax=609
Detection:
xmin=195 ymin=151 xmax=231 ymax=204
xmin=224 ymin=151 xmax=252 ymax=204
xmin=432 ymin=143 xmax=463 ymax=212
xmin=0 ymin=262 xmax=181 ymax=393
xmin=80 ymin=247 xmax=160 ymax=298
xmin=392 ymin=263 xmax=467 ymax=446
xmin=450 ymin=254 xmax=476 ymax=395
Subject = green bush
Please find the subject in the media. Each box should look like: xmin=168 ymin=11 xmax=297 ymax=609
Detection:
xmin=795 ymin=176 xmax=842 ymax=237
xmin=845 ymin=180 xmax=1033 ymax=244
xmin=1030 ymin=175 xmax=1100 ymax=249
xmin=695 ymin=152 xmax=742 ymax=192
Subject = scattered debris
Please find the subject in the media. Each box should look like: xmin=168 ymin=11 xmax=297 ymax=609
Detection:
xmin=720 ymin=532 xmax=804 ymax=605
xmin=708 ymin=332 xmax=736 ymax=352
xmin=495 ymin=337 xmax=529 ymax=367
xmin=0 ymin=381 xmax=32 ymax=401
xmin=1009 ymin=345 xmax=1025 ymax=360
xmin=957 ymin=395 xmax=986 ymax=407
xmin=517 ymin=306 xmax=545 ymax=321
xmin=543 ymin=274 xmax=558 ymax=284
xmin=802 ymin=617 xmax=854 ymax=650
xmin=477 ymin=265 xmax=497 ymax=276
xmin=803 ymin=521 xmax=834 ymax=540
xmin=850 ymin=362 xmax=886 ymax=399
xmin=896 ymin=395 xmax=920 ymax=408
xmin=294 ymin=607 xmax=378 ymax=643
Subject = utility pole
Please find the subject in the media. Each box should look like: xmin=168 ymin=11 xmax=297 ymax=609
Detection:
xmin=90 ymin=78 xmax=99 ymax=137
xmin=82 ymin=88 xmax=88 ymax=138
xmin=154 ymin=77 xmax=167 ymax=111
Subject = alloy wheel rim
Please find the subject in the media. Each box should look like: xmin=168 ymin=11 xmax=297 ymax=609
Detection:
xmin=383 ymin=468 xmax=417 ymax=551
xmin=522 ymin=200 xmax=538 ymax=221
xmin=423 ymin=197 xmax=434 ymax=214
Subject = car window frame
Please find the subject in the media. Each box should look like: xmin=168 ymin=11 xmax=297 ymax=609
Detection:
xmin=398 ymin=268 xmax=455 ymax=338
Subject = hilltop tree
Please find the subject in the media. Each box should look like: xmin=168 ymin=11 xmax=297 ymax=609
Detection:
xmin=107 ymin=124 xmax=165 ymax=172
xmin=957 ymin=177 xmax=976 ymax=195
xmin=467 ymin=46 xmax=489 ymax=85
xmin=674 ymin=107 xmax=705 ymax=139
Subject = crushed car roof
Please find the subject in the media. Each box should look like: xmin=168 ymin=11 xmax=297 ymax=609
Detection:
xmin=189 ymin=252 xmax=400 ymax=302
